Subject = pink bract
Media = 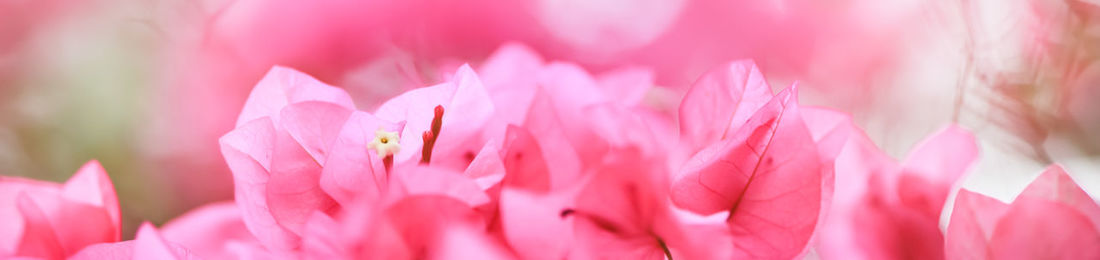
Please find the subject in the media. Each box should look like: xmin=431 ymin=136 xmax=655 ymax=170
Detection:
xmin=0 ymin=160 xmax=120 ymax=259
xmin=946 ymin=165 xmax=1100 ymax=259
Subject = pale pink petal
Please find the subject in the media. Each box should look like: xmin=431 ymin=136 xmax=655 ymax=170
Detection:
xmin=945 ymin=189 xmax=1009 ymax=260
xmin=988 ymin=198 xmax=1100 ymax=259
xmin=265 ymin=128 xmax=337 ymax=237
xmin=677 ymin=60 xmax=773 ymax=152
xmin=1016 ymin=164 xmax=1100 ymax=230
xmin=319 ymin=111 xmax=400 ymax=206
xmin=219 ymin=118 xmax=298 ymax=250
xmin=236 ymin=66 xmax=355 ymax=127
xmin=279 ymin=101 xmax=354 ymax=165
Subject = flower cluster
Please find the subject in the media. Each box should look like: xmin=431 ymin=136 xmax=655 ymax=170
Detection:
xmin=2 ymin=45 xmax=1098 ymax=259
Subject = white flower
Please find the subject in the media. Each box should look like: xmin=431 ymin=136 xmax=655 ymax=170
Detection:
xmin=368 ymin=128 xmax=401 ymax=157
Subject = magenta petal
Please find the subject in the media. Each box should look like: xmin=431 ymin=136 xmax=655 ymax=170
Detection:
xmin=1016 ymin=164 xmax=1100 ymax=230
xmin=988 ymin=198 xmax=1100 ymax=259
xmin=236 ymin=66 xmax=355 ymax=127
xmin=677 ymin=60 xmax=773 ymax=152
xmin=320 ymin=111 xmax=399 ymax=206
xmin=945 ymin=189 xmax=1009 ymax=260
xmin=279 ymin=101 xmax=354 ymax=165
xmin=898 ymin=125 xmax=978 ymax=217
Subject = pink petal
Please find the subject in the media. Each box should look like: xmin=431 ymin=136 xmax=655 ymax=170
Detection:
xmin=219 ymin=118 xmax=298 ymax=250
xmin=236 ymin=66 xmax=355 ymax=127
xmin=375 ymin=64 xmax=494 ymax=164
xmin=944 ymin=189 xmax=1009 ymax=260
xmin=498 ymin=188 xmax=575 ymax=260
xmin=898 ymin=125 xmax=978 ymax=217
xmin=799 ymin=107 xmax=851 ymax=254
xmin=499 ymin=125 xmax=552 ymax=193
xmin=521 ymin=90 xmax=583 ymax=188
xmin=671 ymin=86 xmax=822 ymax=259
xmin=70 ymin=223 xmax=198 ymax=260
xmin=462 ymin=141 xmax=507 ymax=190
xmin=161 ymin=202 xmax=269 ymax=259
xmin=278 ymin=101 xmax=354 ymax=165
xmin=61 ymin=160 xmax=120 ymax=241
xmin=265 ymin=128 xmax=337 ymax=237
xmin=1016 ymin=164 xmax=1100 ymax=230
xmin=595 ymin=66 xmax=654 ymax=107
xmin=431 ymin=225 xmax=516 ymax=260
xmin=537 ymin=62 xmax=608 ymax=109
xmin=133 ymin=223 xmax=199 ymax=260
xmin=479 ymin=43 xmax=543 ymax=128
xmin=390 ymin=166 xmax=492 ymax=208
xmin=319 ymin=111 xmax=400 ymax=206
xmin=13 ymin=194 xmax=62 ymax=259
xmin=677 ymin=60 xmax=773 ymax=153
xmin=987 ymin=198 xmax=1100 ymax=259
xmin=382 ymin=195 xmax=486 ymax=259
xmin=479 ymin=43 xmax=545 ymax=93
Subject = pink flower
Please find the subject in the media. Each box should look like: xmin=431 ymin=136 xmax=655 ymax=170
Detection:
xmin=0 ymin=160 xmax=120 ymax=259
xmin=817 ymin=125 xmax=979 ymax=259
xmin=219 ymin=66 xmax=355 ymax=251
xmin=69 ymin=223 xmax=198 ymax=260
xmin=946 ymin=165 xmax=1100 ymax=259
xmin=671 ymin=60 xmax=832 ymax=259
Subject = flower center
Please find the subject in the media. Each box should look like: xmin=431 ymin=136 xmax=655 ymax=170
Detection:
xmin=368 ymin=128 xmax=401 ymax=158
